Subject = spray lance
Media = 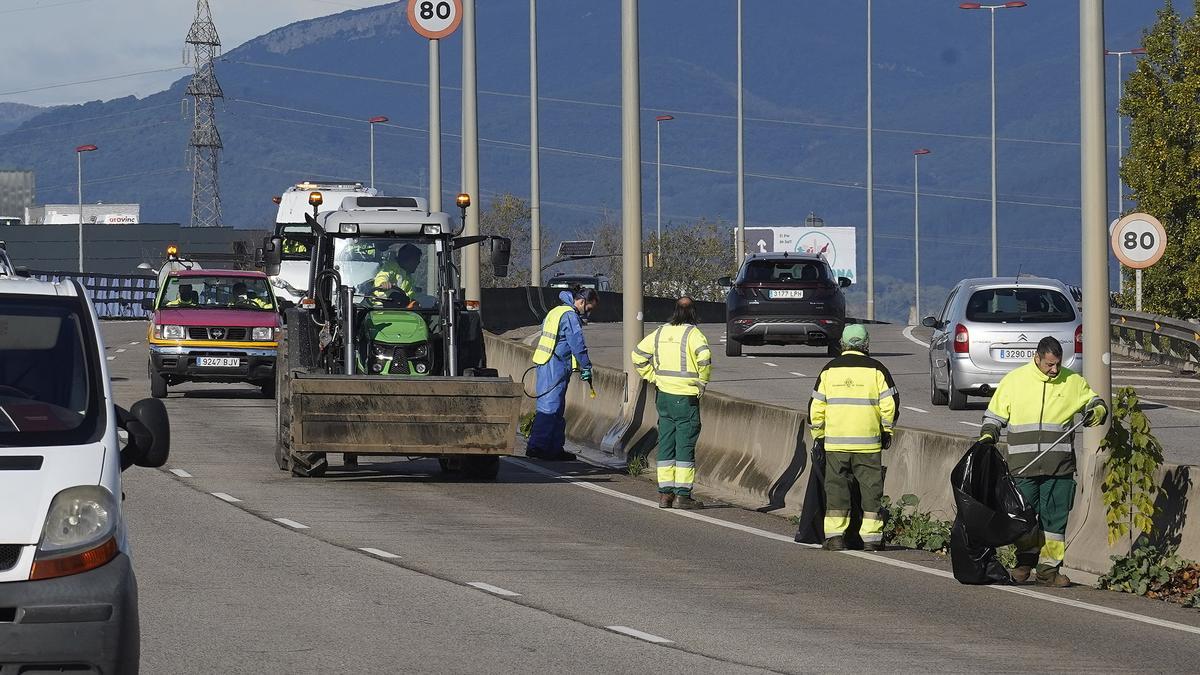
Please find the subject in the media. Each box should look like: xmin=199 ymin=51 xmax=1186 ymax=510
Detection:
xmin=521 ymin=366 xmax=596 ymax=400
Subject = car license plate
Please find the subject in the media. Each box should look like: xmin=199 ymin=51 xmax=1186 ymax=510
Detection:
xmin=196 ymin=357 xmax=240 ymax=368
xmin=997 ymin=349 xmax=1035 ymax=361
xmin=769 ymin=290 xmax=804 ymax=299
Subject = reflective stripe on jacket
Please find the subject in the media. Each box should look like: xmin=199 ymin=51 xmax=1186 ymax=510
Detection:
xmin=373 ymin=260 xmax=415 ymax=297
xmin=808 ymin=350 xmax=898 ymax=453
xmin=531 ymin=295 xmax=591 ymax=371
xmin=630 ymin=324 xmax=712 ymax=396
xmin=980 ymin=361 xmax=1105 ymax=477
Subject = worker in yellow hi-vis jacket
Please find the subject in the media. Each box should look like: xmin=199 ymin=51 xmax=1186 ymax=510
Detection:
xmin=631 ymin=297 xmax=712 ymax=510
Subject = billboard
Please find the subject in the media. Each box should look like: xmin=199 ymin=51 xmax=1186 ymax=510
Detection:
xmin=741 ymin=226 xmax=858 ymax=283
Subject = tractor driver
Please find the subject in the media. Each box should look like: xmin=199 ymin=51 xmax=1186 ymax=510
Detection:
xmin=373 ymin=243 xmax=421 ymax=300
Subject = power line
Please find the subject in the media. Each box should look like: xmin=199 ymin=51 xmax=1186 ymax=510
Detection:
xmin=0 ymin=0 xmax=94 ymax=15
xmin=0 ymin=66 xmax=188 ymax=96
xmin=3 ymin=101 xmax=181 ymax=135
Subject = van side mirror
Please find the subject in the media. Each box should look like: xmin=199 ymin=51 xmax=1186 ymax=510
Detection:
xmin=117 ymin=399 xmax=170 ymax=470
xmin=838 ymin=277 xmax=852 ymax=288
xmin=140 ymin=298 xmax=156 ymax=312
xmin=717 ymin=276 xmax=732 ymax=288
xmin=263 ymin=237 xmax=283 ymax=277
xmin=921 ymin=316 xmax=939 ymax=329
xmin=490 ymin=236 xmax=512 ymax=278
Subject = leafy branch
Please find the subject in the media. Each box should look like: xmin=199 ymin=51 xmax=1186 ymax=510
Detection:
xmin=1101 ymin=386 xmax=1164 ymax=546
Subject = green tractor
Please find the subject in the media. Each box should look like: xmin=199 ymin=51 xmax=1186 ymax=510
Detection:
xmin=265 ymin=194 xmax=522 ymax=480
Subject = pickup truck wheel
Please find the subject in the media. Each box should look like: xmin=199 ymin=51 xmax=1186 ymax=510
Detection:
xmin=290 ymin=452 xmax=328 ymax=478
xmin=463 ymin=456 xmax=500 ymax=480
xmin=261 ymin=380 xmax=276 ymax=398
xmin=149 ymin=362 xmax=167 ymax=399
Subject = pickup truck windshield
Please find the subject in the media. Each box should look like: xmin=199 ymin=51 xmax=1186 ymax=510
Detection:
xmin=160 ymin=276 xmax=276 ymax=311
xmin=0 ymin=298 xmax=101 ymax=445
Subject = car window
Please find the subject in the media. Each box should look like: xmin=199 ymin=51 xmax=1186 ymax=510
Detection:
xmin=0 ymin=297 xmax=102 ymax=446
xmin=965 ymin=288 xmax=1076 ymax=323
xmin=939 ymin=289 xmax=958 ymax=324
xmin=741 ymin=260 xmax=831 ymax=283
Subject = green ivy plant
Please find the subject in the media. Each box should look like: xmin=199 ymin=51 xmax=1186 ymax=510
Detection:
xmin=1099 ymin=545 xmax=1184 ymax=597
xmin=1101 ymin=387 xmax=1165 ymax=546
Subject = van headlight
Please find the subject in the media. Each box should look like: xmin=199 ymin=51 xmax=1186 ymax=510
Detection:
xmin=155 ymin=324 xmax=186 ymax=340
xmin=252 ymin=326 xmax=275 ymax=341
xmin=30 ymin=485 xmax=119 ymax=580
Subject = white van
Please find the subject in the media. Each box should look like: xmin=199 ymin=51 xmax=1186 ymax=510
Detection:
xmin=0 ymin=277 xmax=169 ymax=672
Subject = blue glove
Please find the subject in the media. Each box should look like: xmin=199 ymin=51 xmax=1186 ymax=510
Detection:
xmin=580 ymin=368 xmax=592 ymax=382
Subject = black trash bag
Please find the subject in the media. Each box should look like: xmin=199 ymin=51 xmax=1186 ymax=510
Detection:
xmin=950 ymin=441 xmax=1038 ymax=585
xmin=794 ymin=440 xmax=863 ymax=548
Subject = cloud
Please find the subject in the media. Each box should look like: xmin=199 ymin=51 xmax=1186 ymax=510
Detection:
xmin=1 ymin=0 xmax=386 ymax=106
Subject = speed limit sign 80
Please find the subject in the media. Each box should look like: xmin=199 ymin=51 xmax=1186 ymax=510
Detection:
xmin=1110 ymin=212 xmax=1167 ymax=269
xmin=407 ymin=0 xmax=463 ymax=40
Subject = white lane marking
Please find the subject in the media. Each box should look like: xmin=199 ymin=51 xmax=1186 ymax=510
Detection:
xmin=360 ymin=547 xmax=401 ymax=559
xmin=606 ymin=626 xmax=673 ymax=644
xmin=790 ymin=372 xmax=806 ymax=378
xmin=902 ymin=325 xmax=930 ymax=348
xmin=903 ymin=406 xmax=929 ymax=414
xmin=274 ymin=518 xmax=309 ymax=529
xmin=106 ymin=356 xmax=116 ymax=361
xmin=116 ymin=348 xmax=126 ymax=353
xmin=745 ymin=355 xmax=757 ymax=359
xmin=510 ymin=458 xmax=1200 ymax=638
xmin=1111 ymin=382 xmax=1200 ymax=392
xmin=211 ymin=492 xmax=241 ymax=503
xmin=169 ymin=468 xmax=193 ymax=478
xmin=959 ymin=421 xmax=982 ymax=428
xmin=762 ymin=362 xmax=778 ymax=367
xmin=468 ymin=582 xmax=521 ymax=597
xmin=129 ymin=341 xmax=141 ymax=345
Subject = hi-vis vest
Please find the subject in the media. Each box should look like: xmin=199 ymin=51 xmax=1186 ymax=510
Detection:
xmin=532 ymin=305 xmax=579 ymax=369
xmin=631 ymin=324 xmax=712 ymax=396
xmin=980 ymin=361 xmax=1105 ymax=477
xmin=808 ymin=350 xmax=898 ymax=453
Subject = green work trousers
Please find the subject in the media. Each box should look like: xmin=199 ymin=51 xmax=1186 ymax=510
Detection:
xmin=824 ymin=451 xmax=884 ymax=543
xmin=1014 ymin=475 xmax=1075 ymax=571
xmin=655 ymin=392 xmax=700 ymax=496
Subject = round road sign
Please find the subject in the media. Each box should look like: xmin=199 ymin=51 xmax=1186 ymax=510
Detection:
xmin=1110 ymin=212 xmax=1167 ymax=269
xmin=407 ymin=0 xmax=463 ymax=40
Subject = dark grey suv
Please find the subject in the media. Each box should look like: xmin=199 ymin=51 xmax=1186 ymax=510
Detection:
xmin=718 ymin=253 xmax=851 ymax=357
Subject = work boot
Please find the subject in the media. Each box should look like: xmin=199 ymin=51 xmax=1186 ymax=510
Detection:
xmin=823 ymin=536 xmax=847 ymax=551
xmin=1009 ymin=566 xmax=1034 ymax=583
xmin=1036 ymin=567 xmax=1071 ymax=588
xmin=673 ymin=494 xmax=704 ymax=510
xmin=863 ymin=541 xmax=885 ymax=552
xmin=545 ymin=450 xmax=576 ymax=461
xmin=658 ymin=493 xmax=675 ymax=509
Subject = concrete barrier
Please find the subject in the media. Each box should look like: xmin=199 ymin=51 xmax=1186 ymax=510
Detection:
xmin=484 ymin=330 xmax=1200 ymax=575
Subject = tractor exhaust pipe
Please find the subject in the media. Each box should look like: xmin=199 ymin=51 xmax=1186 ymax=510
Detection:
xmin=342 ymin=284 xmax=355 ymax=375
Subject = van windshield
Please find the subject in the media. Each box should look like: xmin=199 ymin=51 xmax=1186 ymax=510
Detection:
xmin=965 ymin=288 xmax=1076 ymax=323
xmin=0 ymin=298 xmax=101 ymax=445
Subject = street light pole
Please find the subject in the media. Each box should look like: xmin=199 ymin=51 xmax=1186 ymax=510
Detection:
xmin=866 ymin=0 xmax=874 ymax=320
xmin=735 ymin=0 xmax=745 ymax=265
xmin=621 ymin=0 xmax=644 ymax=417
xmin=461 ymin=0 xmax=480 ymax=301
xmin=655 ymin=114 xmax=674 ymax=257
xmin=913 ymin=148 xmax=931 ymax=322
xmin=368 ymin=116 xmax=388 ymax=190
xmin=75 ymin=144 xmax=97 ymax=274
xmin=960 ymin=2 xmax=1027 ymax=276
xmin=1104 ymin=47 xmax=1146 ymax=295
xmin=530 ymin=0 xmax=542 ymax=286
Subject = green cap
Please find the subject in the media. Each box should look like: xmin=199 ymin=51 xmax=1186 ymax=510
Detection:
xmin=841 ymin=324 xmax=869 ymax=351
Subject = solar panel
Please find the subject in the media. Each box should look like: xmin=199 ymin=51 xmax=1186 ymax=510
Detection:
xmin=557 ymin=240 xmax=595 ymax=257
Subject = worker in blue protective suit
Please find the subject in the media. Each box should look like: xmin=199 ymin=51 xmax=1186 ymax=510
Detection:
xmin=527 ymin=287 xmax=599 ymax=461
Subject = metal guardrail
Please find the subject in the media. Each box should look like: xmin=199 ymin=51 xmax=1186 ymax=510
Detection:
xmin=30 ymin=271 xmax=157 ymax=320
xmin=1111 ymin=307 xmax=1200 ymax=369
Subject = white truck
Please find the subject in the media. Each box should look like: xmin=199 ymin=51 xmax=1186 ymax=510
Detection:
xmin=269 ymin=181 xmax=377 ymax=305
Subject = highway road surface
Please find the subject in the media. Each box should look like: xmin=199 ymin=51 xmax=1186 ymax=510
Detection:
xmin=525 ymin=322 xmax=1200 ymax=467
xmin=97 ymin=320 xmax=1200 ymax=672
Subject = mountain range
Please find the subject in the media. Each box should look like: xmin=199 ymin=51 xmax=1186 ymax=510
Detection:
xmin=0 ymin=0 xmax=1173 ymax=320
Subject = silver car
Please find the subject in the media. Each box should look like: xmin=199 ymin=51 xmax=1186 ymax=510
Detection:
xmin=923 ymin=276 xmax=1083 ymax=410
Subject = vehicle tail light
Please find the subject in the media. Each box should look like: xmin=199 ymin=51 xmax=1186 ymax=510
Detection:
xmin=465 ymin=300 xmax=481 ymax=311
xmin=954 ymin=324 xmax=969 ymax=353
xmin=1075 ymin=324 xmax=1083 ymax=354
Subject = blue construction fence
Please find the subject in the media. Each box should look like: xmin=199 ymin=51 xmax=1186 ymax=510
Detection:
xmin=31 ymin=271 xmax=157 ymax=320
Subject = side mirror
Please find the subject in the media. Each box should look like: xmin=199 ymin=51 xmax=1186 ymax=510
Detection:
xmin=278 ymin=299 xmax=295 ymax=313
xmin=490 ymin=237 xmax=512 ymax=278
xmin=117 ymin=399 xmax=170 ymax=470
xmin=717 ymin=276 xmax=733 ymax=288
xmin=140 ymin=298 xmax=156 ymax=312
xmin=263 ymin=236 xmax=283 ymax=277
xmin=921 ymin=316 xmax=939 ymax=329
xmin=838 ymin=277 xmax=852 ymax=288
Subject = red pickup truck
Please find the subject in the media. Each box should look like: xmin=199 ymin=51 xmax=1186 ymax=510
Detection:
xmin=145 ymin=269 xmax=281 ymax=398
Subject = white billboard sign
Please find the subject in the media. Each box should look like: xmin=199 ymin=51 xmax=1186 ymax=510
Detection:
xmin=741 ymin=226 xmax=858 ymax=283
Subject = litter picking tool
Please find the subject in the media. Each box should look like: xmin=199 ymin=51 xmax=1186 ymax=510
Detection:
xmin=1013 ymin=418 xmax=1088 ymax=476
